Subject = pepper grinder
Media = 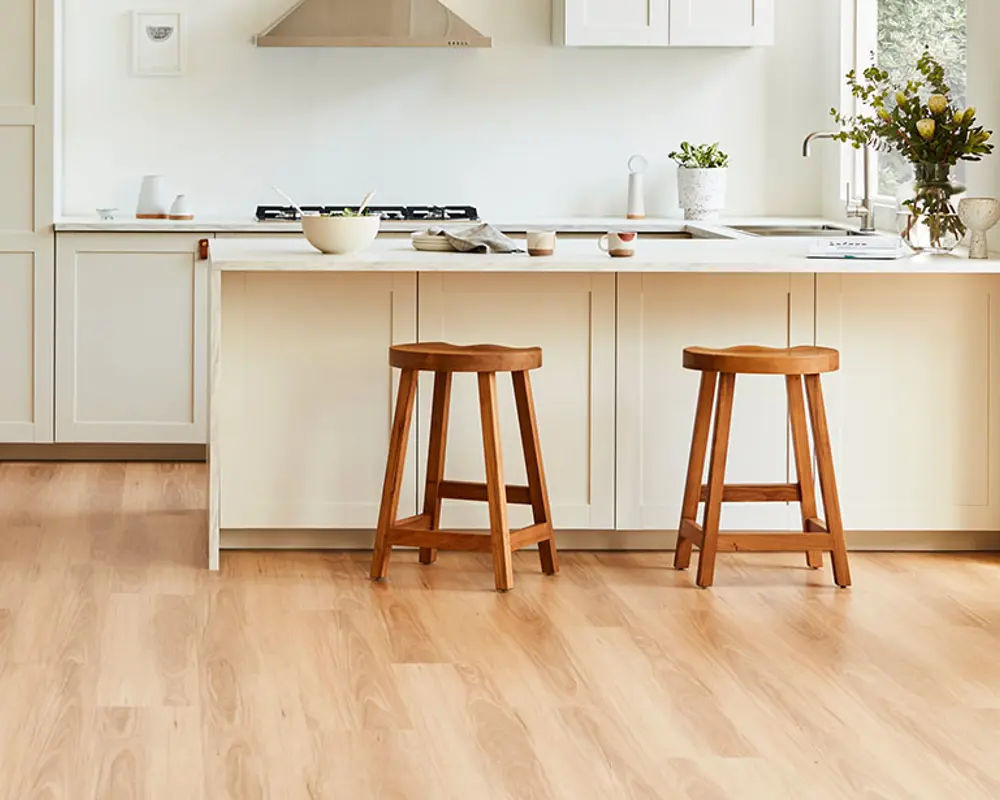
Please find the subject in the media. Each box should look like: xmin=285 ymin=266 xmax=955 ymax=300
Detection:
xmin=626 ymin=154 xmax=647 ymax=220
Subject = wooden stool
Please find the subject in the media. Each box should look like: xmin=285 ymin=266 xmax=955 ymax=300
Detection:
xmin=675 ymin=345 xmax=852 ymax=589
xmin=370 ymin=342 xmax=559 ymax=592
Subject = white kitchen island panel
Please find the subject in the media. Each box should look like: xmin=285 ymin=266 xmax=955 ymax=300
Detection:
xmin=617 ymin=273 xmax=814 ymax=531
xmin=215 ymin=272 xmax=418 ymax=543
xmin=417 ymin=273 xmax=616 ymax=530
xmin=817 ymin=274 xmax=1000 ymax=531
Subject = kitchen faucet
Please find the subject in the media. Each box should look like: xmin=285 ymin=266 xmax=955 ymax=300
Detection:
xmin=803 ymin=131 xmax=876 ymax=232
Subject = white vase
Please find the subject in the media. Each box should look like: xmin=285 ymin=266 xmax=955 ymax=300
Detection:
xmin=677 ymin=167 xmax=728 ymax=220
xmin=136 ymin=175 xmax=169 ymax=219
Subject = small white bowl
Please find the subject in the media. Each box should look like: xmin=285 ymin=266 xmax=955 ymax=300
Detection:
xmin=302 ymin=215 xmax=380 ymax=255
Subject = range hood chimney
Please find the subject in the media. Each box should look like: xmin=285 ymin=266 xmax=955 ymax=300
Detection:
xmin=254 ymin=0 xmax=492 ymax=48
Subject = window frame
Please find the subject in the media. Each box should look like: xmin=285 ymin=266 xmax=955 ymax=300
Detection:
xmin=846 ymin=0 xmax=969 ymax=231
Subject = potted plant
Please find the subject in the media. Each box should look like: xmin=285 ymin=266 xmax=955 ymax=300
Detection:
xmin=831 ymin=49 xmax=994 ymax=253
xmin=668 ymin=142 xmax=730 ymax=220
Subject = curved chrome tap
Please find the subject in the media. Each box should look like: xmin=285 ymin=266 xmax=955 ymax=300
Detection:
xmin=802 ymin=131 xmax=876 ymax=232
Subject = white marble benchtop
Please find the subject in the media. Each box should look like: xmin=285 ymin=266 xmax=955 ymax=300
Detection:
xmin=208 ymin=235 xmax=1000 ymax=275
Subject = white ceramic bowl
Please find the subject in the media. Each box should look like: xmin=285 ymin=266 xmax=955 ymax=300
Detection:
xmin=302 ymin=215 xmax=380 ymax=255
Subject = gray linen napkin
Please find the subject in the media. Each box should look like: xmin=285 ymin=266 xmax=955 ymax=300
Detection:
xmin=425 ymin=223 xmax=523 ymax=254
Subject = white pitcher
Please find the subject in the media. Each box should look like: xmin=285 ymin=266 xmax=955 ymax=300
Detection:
xmin=136 ymin=175 xmax=169 ymax=219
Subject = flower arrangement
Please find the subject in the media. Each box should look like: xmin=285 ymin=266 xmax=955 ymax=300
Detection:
xmin=830 ymin=49 xmax=994 ymax=250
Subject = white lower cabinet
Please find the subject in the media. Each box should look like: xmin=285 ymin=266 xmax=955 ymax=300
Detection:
xmin=417 ymin=273 xmax=616 ymax=530
xmin=616 ymin=273 xmax=814 ymax=531
xmin=817 ymin=274 xmax=1000 ymax=531
xmin=55 ymin=233 xmax=208 ymax=443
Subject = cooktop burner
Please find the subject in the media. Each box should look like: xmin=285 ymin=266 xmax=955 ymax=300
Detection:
xmin=255 ymin=205 xmax=480 ymax=222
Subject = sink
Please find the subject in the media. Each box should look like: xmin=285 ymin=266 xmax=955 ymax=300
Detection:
xmin=729 ymin=224 xmax=874 ymax=237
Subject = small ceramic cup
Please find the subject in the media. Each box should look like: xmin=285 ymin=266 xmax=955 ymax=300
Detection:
xmin=957 ymin=197 xmax=1000 ymax=259
xmin=526 ymin=230 xmax=557 ymax=256
xmin=598 ymin=231 xmax=637 ymax=258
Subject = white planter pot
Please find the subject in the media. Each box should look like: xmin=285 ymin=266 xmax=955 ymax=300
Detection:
xmin=677 ymin=167 xmax=728 ymax=221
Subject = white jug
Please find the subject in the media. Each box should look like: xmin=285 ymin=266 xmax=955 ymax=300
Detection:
xmin=136 ymin=175 xmax=169 ymax=219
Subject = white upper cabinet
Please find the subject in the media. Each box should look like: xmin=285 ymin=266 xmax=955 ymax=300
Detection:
xmin=669 ymin=0 xmax=774 ymax=47
xmin=556 ymin=0 xmax=670 ymax=47
xmin=554 ymin=0 xmax=773 ymax=47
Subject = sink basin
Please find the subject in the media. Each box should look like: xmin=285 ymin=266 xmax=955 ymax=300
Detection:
xmin=729 ymin=224 xmax=873 ymax=237
xmin=729 ymin=224 xmax=874 ymax=237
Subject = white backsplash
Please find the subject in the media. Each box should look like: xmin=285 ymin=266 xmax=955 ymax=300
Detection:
xmin=61 ymin=0 xmax=837 ymax=219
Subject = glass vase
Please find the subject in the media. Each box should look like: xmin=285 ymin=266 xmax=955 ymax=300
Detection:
xmin=897 ymin=162 xmax=966 ymax=254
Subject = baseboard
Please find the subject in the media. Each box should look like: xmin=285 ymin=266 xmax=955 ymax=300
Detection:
xmin=0 ymin=443 xmax=207 ymax=462
xmin=220 ymin=528 xmax=1000 ymax=552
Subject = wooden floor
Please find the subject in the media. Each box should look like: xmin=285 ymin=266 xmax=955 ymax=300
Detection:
xmin=1 ymin=463 xmax=999 ymax=799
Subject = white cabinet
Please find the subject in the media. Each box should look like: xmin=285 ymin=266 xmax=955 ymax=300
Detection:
xmin=669 ymin=0 xmax=774 ymax=46
xmin=555 ymin=0 xmax=669 ymax=47
xmin=55 ymin=233 xmax=209 ymax=444
xmin=554 ymin=0 xmax=773 ymax=46
xmin=217 ymin=272 xmax=418 ymax=530
xmin=816 ymin=275 xmax=1000 ymax=531
xmin=616 ymin=273 xmax=813 ymax=531
xmin=417 ymin=273 xmax=616 ymax=530
xmin=0 ymin=0 xmax=55 ymax=443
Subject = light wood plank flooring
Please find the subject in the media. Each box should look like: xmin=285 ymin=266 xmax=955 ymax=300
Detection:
xmin=1 ymin=462 xmax=999 ymax=799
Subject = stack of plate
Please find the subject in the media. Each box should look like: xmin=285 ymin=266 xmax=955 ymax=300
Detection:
xmin=411 ymin=231 xmax=457 ymax=252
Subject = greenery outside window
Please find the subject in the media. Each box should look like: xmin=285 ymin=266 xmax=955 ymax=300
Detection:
xmin=852 ymin=0 xmax=967 ymax=203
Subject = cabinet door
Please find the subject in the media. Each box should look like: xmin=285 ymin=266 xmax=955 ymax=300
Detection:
xmin=817 ymin=275 xmax=1000 ymax=531
xmin=418 ymin=273 xmax=616 ymax=529
xmin=55 ymin=233 xmax=208 ymax=443
xmin=218 ymin=272 xmax=418 ymax=531
xmin=558 ymin=0 xmax=670 ymax=46
xmin=669 ymin=0 xmax=774 ymax=46
xmin=617 ymin=273 xmax=812 ymax=531
xmin=0 ymin=0 xmax=54 ymax=443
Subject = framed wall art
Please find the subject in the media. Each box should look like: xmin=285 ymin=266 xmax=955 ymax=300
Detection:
xmin=132 ymin=11 xmax=183 ymax=76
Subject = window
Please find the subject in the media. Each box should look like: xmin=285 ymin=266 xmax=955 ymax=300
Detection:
xmin=853 ymin=0 xmax=968 ymax=200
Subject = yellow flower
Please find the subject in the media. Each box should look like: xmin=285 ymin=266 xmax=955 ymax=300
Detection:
xmin=916 ymin=119 xmax=936 ymax=140
xmin=895 ymin=91 xmax=908 ymax=107
xmin=954 ymin=110 xmax=966 ymax=125
xmin=964 ymin=107 xmax=977 ymax=124
xmin=928 ymin=94 xmax=948 ymax=115
xmin=878 ymin=108 xmax=893 ymax=122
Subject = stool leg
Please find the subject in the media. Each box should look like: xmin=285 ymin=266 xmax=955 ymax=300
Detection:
xmin=512 ymin=370 xmax=558 ymax=576
xmin=676 ymin=371 xmax=718 ymax=570
xmin=787 ymin=375 xmax=822 ymax=570
xmin=478 ymin=372 xmax=513 ymax=592
xmin=420 ymin=371 xmax=452 ymax=565
xmin=697 ymin=373 xmax=736 ymax=589
xmin=804 ymin=375 xmax=852 ymax=588
xmin=371 ymin=368 xmax=418 ymax=581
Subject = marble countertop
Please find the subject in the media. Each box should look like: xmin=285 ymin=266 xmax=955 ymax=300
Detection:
xmin=208 ymin=235 xmax=1000 ymax=274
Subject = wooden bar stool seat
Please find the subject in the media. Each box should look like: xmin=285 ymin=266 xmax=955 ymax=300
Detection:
xmin=370 ymin=342 xmax=558 ymax=592
xmin=675 ymin=345 xmax=852 ymax=589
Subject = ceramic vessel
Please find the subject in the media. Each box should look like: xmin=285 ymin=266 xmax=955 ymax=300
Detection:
xmin=168 ymin=194 xmax=194 ymax=220
xmin=302 ymin=215 xmax=380 ymax=255
xmin=957 ymin=198 xmax=1000 ymax=259
xmin=677 ymin=167 xmax=727 ymax=220
xmin=136 ymin=175 xmax=169 ymax=219
xmin=526 ymin=230 xmax=557 ymax=257
xmin=598 ymin=231 xmax=637 ymax=258
xmin=627 ymin=154 xmax=647 ymax=220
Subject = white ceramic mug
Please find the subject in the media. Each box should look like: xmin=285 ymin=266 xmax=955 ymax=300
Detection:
xmin=598 ymin=231 xmax=637 ymax=258
xmin=527 ymin=230 xmax=557 ymax=256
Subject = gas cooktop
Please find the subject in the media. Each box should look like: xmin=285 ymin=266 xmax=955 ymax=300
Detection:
xmin=255 ymin=205 xmax=480 ymax=222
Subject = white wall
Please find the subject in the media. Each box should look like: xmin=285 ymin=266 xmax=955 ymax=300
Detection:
xmin=61 ymin=0 xmax=831 ymax=220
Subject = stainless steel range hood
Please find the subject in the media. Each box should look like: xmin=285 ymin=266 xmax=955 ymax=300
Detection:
xmin=254 ymin=0 xmax=492 ymax=48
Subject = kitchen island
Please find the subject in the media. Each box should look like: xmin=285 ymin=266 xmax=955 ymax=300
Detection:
xmin=207 ymin=234 xmax=1000 ymax=569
